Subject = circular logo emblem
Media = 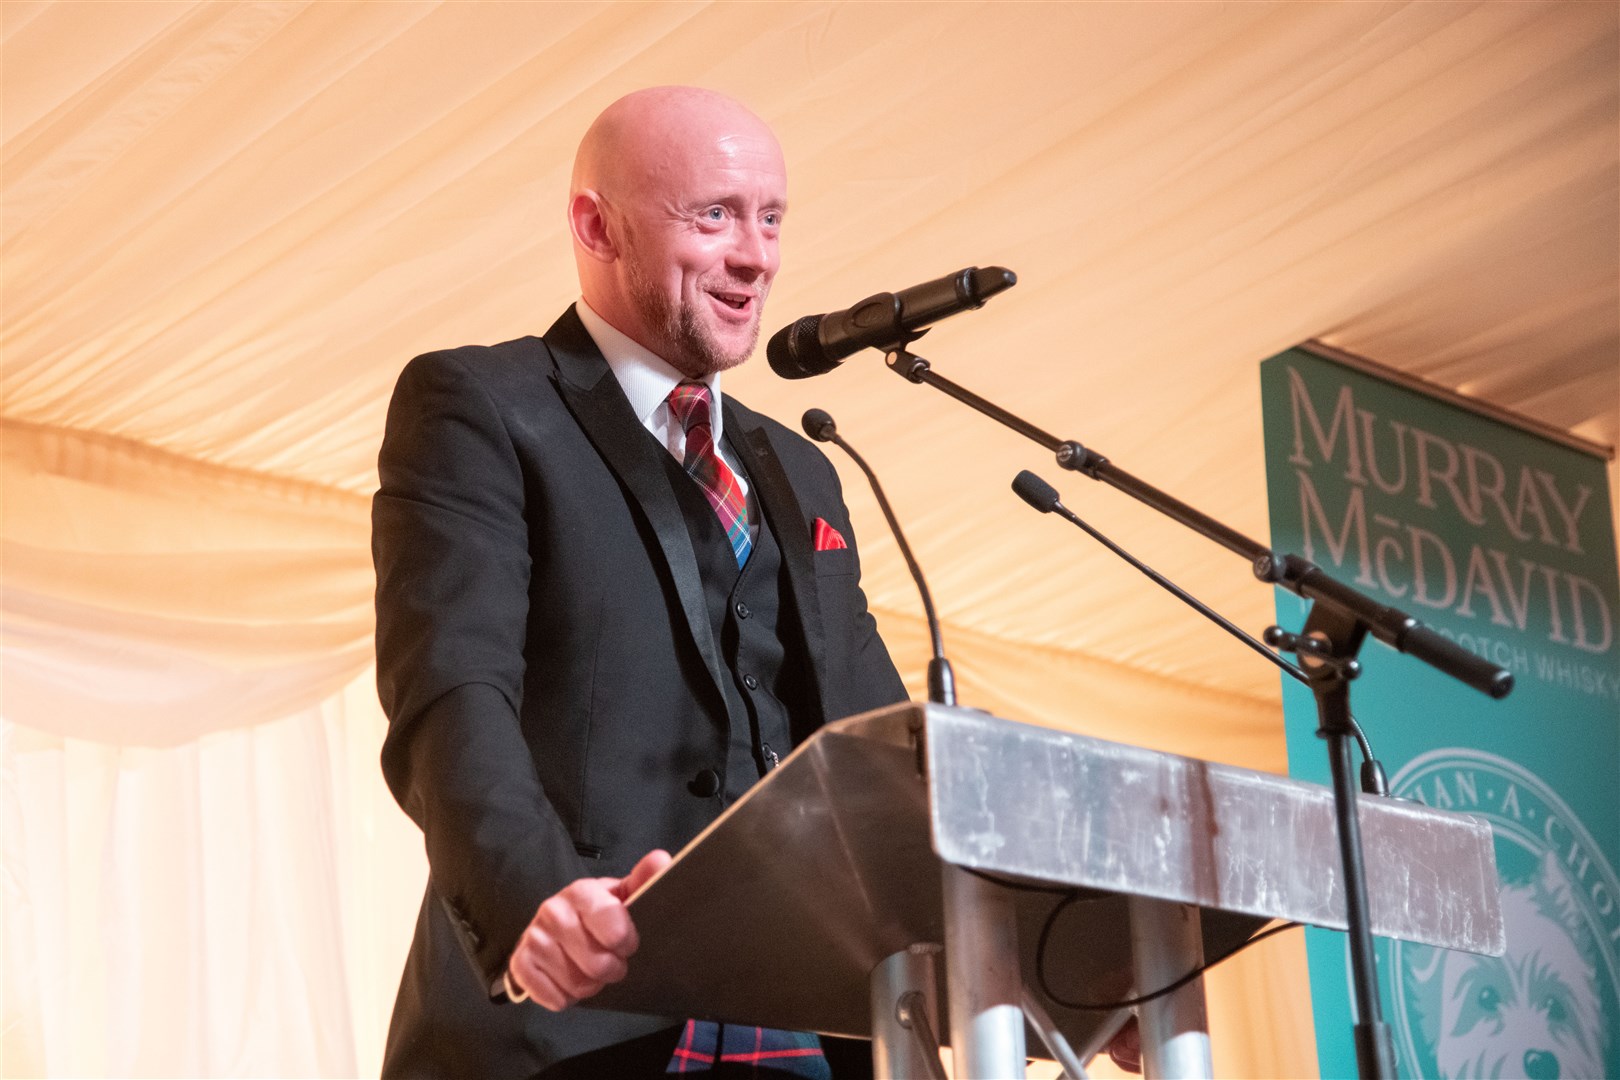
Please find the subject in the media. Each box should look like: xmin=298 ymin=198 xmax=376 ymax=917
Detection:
xmin=1389 ymin=750 xmax=1618 ymax=1079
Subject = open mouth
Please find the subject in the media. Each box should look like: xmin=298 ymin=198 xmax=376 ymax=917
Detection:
xmin=710 ymin=290 xmax=753 ymax=312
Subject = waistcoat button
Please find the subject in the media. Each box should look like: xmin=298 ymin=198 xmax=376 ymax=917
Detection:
xmin=688 ymin=768 xmax=721 ymax=798
xmin=742 ymin=673 xmax=759 ymax=690
xmin=735 ymin=601 xmax=751 ymax=619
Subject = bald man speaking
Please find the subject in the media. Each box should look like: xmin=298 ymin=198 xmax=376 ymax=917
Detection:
xmin=372 ymin=87 xmax=906 ymax=1078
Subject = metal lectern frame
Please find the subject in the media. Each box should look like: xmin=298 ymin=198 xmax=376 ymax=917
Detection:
xmin=589 ymin=703 xmax=1504 ymax=1079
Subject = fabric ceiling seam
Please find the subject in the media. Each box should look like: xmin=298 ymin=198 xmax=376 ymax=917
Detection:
xmin=0 ymin=418 xmax=373 ymax=515
xmin=1302 ymin=340 xmax=1615 ymax=460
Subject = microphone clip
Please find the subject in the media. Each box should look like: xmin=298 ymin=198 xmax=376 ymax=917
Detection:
xmin=883 ymin=342 xmax=932 ymax=384
xmin=1055 ymin=439 xmax=1107 ymax=478
xmin=1263 ymin=625 xmax=1363 ymax=683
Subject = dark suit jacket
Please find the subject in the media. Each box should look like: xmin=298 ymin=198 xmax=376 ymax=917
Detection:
xmin=372 ymin=307 xmax=907 ymax=1078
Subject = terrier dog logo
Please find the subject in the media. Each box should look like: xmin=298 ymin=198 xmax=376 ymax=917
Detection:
xmin=1390 ymin=750 xmax=1618 ymax=1079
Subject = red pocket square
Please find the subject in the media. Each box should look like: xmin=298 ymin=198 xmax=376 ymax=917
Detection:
xmin=812 ymin=517 xmax=848 ymax=551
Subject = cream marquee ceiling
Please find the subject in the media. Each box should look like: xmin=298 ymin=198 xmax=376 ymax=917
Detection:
xmin=5 ymin=0 xmax=1616 ymax=747
xmin=2 ymin=2 xmax=1616 ymax=1076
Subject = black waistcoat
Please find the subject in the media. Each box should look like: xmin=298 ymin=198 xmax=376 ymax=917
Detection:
xmin=658 ymin=441 xmax=810 ymax=803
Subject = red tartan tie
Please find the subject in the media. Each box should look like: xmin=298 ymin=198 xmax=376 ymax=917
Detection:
xmin=666 ymin=381 xmax=752 ymax=567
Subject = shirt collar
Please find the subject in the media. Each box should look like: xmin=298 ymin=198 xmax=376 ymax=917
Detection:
xmin=576 ymin=298 xmax=725 ymax=440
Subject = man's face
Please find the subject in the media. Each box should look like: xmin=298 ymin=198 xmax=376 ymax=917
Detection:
xmin=611 ymin=129 xmax=787 ymax=377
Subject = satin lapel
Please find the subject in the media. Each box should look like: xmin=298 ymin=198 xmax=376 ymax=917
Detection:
xmin=545 ymin=309 xmax=734 ymax=727
xmin=725 ymin=405 xmax=831 ymax=728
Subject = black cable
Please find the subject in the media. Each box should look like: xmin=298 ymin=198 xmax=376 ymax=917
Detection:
xmin=1035 ymin=892 xmax=1301 ymax=1011
xmin=965 ymin=869 xmax=1305 ymax=1010
xmin=961 ymin=865 xmax=1079 ymax=895
xmin=1349 ymin=721 xmax=1374 ymax=765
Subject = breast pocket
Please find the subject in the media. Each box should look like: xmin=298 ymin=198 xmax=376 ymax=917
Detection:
xmin=812 ymin=548 xmax=858 ymax=577
xmin=812 ymin=547 xmax=861 ymax=654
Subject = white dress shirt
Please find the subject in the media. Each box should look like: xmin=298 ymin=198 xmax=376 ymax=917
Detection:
xmin=576 ymin=298 xmax=750 ymax=500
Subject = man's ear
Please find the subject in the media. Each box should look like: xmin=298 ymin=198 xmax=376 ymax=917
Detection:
xmin=569 ymin=191 xmax=617 ymax=263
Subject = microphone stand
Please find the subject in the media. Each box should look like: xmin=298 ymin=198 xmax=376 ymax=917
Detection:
xmin=882 ymin=345 xmax=1514 ymax=1080
xmin=803 ymin=409 xmax=957 ymax=707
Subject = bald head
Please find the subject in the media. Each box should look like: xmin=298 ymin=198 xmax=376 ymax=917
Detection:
xmin=572 ymin=87 xmax=778 ymax=207
xmin=568 ymin=87 xmax=787 ymax=377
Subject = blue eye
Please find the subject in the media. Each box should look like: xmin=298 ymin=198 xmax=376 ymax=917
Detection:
xmin=1477 ymin=985 xmax=1500 ymax=1013
xmin=763 ymin=212 xmax=780 ymax=227
xmin=705 ymin=207 xmax=725 ymax=221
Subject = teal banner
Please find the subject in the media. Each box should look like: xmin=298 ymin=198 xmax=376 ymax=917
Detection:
xmin=1260 ymin=347 xmax=1619 ymax=1080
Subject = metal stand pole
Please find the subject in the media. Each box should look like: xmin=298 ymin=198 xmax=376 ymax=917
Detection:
xmin=1292 ymin=606 xmax=1397 ymax=1080
xmin=942 ymin=864 xmax=1026 ymax=1079
xmin=871 ymin=945 xmax=947 ymax=1080
xmin=1128 ymin=897 xmax=1212 ymax=1080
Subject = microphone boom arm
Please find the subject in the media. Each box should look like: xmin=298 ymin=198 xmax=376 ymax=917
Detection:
xmin=882 ymin=346 xmax=1510 ymax=700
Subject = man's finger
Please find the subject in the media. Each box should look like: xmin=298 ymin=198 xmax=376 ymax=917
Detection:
xmin=614 ymin=848 xmax=672 ymax=900
xmin=549 ymin=878 xmax=637 ymax=952
xmin=516 ymin=923 xmax=606 ymax=1003
xmin=510 ymin=949 xmax=575 ymax=1013
xmin=558 ymin=929 xmax=630 ymax=986
xmin=548 ymin=885 xmax=634 ymax=979
xmin=572 ymin=886 xmax=638 ymax=960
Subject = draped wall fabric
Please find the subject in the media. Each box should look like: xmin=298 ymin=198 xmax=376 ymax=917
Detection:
xmin=2 ymin=674 xmax=427 ymax=1078
xmin=2 ymin=2 xmax=1615 ymax=1076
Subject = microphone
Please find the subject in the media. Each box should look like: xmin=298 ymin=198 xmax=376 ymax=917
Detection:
xmin=1012 ymin=470 xmax=1390 ymax=795
xmin=769 ymin=266 xmax=1017 ymax=379
xmin=803 ymin=408 xmax=956 ymax=706
xmin=1011 ymin=470 xmax=1062 ymax=514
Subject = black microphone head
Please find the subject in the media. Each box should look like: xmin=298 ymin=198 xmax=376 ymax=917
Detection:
xmin=801 ymin=408 xmax=837 ymax=442
xmin=767 ymin=315 xmax=840 ymax=380
xmin=1012 ymin=470 xmax=1062 ymax=513
xmin=967 ymin=266 xmax=1018 ymax=306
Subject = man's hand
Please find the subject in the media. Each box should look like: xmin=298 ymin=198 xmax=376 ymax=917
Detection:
xmin=505 ymin=849 xmax=672 ymax=1011
xmin=1106 ymin=1014 xmax=1142 ymax=1074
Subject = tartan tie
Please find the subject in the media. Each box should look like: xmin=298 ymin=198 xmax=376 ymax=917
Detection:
xmin=667 ymin=381 xmax=752 ymax=567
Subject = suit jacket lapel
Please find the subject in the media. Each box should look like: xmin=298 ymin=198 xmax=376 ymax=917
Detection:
xmin=544 ymin=307 xmax=737 ymax=729
xmin=725 ymin=402 xmax=831 ymax=728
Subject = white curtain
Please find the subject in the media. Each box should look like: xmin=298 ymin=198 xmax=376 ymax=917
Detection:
xmin=2 ymin=422 xmax=420 ymax=1077
xmin=3 ymin=677 xmax=424 ymax=1078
